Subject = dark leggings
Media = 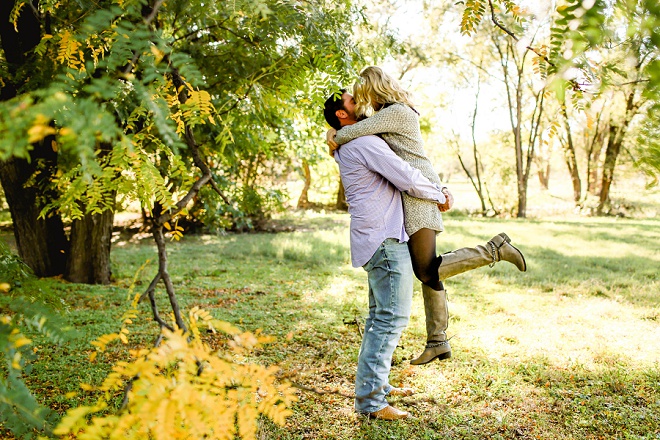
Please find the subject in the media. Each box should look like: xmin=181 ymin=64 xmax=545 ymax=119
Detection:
xmin=407 ymin=228 xmax=444 ymax=291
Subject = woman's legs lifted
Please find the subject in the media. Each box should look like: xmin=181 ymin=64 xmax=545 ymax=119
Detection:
xmin=407 ymin=229 xmax=527 ymax=365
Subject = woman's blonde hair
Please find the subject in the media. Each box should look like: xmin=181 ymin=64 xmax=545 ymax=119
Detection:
xmin=352 ymin=66 xmax=415 ymax=118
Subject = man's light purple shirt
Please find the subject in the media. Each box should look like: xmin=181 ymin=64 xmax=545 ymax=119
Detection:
xmin=334 ymin=135 xmax=446 ymax=267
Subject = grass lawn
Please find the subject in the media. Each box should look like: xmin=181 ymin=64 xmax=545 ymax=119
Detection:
xmin=1 ymin=209 xmax=659 ymax=439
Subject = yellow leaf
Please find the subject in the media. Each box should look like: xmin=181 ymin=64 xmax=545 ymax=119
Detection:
xmin=53 ymin=405 xmax=102 ymax=435
xmin=56 ymin=30 xmax=85 ymax=70
xmin=9 ymin=2 xmax=26 ymax=31
xmin=209 ymin=319 xmax=242 ymax=335
xmin=13 ymin=336 xmax=32 ymax=348
xmin=150 ymin=45 xmax=165 ymax=64
xmin=0 ymin=283 xmax=11 ymax=292
xmin=11 ymin=352 xmax=22 ymax=370
xmin=59 ymin=127 xmax=73 ymax=137
xmin=89 ymin=351 xmax=98 ymax=362
xmin=27 ymin=114 xmax=57 ymax=143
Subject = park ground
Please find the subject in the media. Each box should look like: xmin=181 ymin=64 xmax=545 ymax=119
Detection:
xmin=1 ymin=181 xmax=659 ymax=439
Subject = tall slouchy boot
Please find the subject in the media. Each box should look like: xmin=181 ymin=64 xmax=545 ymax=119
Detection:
xmin=438 ymin=233 xmax=526 ymax=281
xmin=410 ymin=285 xmax=451 ymax=365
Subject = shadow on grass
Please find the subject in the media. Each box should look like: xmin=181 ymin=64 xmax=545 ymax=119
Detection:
xmin=496 ymin=246 xmax=659 ymax=308
xmin=435 ymin=221 xmax=659 ymax=309
xmin=259 ymin=347 xmax=660 ymax=439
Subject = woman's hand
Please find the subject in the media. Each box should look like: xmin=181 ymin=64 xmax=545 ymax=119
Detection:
xmin=437 ymin=188 xmax=454 ymax=212
xmin=326 ymin=128 xmax=339 ymax=156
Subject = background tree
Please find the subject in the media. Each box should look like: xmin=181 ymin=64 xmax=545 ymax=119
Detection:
xmin=594 ymin=1 xmax=656 ymax=213
xmin=0 ymin=1 xmax=75 ymax=280
xmin=535 ymin=0 xmax=657 ymax=212
xmin=0 ymin=0 xmax=364 ymax=283
xmin=448 ymin=69 xmax=500 ymax=216
xmin=455 ymin=0 xmax=659 ymax=215
xmin=491 ymin=24 xmax=547 ymax=218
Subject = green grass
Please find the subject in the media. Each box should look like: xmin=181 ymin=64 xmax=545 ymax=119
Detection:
xmin=2 ymin=210 xmax=660 ymax=439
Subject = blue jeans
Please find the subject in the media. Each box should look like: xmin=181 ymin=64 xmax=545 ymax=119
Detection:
xmin=355 ymin=238 xmax=413 ymax=414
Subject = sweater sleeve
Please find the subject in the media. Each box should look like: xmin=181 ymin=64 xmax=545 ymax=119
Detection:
xmin=334 ymin=104 xmax=411 ymax=145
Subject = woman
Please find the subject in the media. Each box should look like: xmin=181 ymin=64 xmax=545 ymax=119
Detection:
xmin=326 ymin=66 xmax=527 ymax=365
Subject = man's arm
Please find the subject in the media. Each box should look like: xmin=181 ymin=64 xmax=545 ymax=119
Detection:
xmin=355 ymin=136 xmax=447 ymax=204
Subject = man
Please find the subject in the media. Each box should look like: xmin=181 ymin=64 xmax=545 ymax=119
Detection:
xmin=323 ymin=91 xmax=453 ymax=421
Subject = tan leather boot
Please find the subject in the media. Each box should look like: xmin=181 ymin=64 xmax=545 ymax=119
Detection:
xmin=437 ymin=233 xmax=526 ymax=280
xmin=410 ymin=285 xmax=451 ymax=365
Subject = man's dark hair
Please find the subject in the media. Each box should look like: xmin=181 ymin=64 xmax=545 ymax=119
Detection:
xmin=323 ymin=89 xmax=346 ymax=130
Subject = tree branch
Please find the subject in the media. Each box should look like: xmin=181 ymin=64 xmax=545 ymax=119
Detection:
xmin=152 ymin=225 xmax=186 ymax=332
xmin=143 ymin=0 xmax=165 ymax=25
xmin=122 ymin=0 xmax=166 ymax=76
xmin=487 ymin=0 xmax=554 ymax=67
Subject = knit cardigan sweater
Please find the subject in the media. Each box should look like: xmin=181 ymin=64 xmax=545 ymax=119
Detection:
xmin=335 ymin=103 xmax=445 ymax=235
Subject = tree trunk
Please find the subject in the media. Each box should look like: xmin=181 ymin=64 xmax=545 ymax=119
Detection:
xmin=335 ymin=177 xmax=347 ymax=210
xmin=561 ymin=107 xmax=582 ymax=204
xmin=297 ymin=159 xmax=311 ymax=209
xmin=0 ymin=158 xmax=68 ymax=276
xmin=0 ymin=1 xmax=68 ymax=277
xmin=536 ymin=138 xmax=551 ymax=190
xmin=587 ymin=150 xmax=601 ymax=196
xmin=585 ymin=111 xmax=606 ymax=196
xmin=66 ymin=208 xmax=115 ymax=284
xmin=0 ymin=0 xmax=114 ymax=283
xmin=537 ymin=163 xmax=550 ymax=190
xmin=514 ymin=116 xmax=527 ymax=217
xmin=596 ymin=41 xmax=645 ymax=213
xmin=598 ymin=124 xmax=623 ymax=214
xmin=469 ymin=79 xmax=488 ymax=215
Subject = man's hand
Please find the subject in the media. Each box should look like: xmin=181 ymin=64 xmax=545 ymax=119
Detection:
xmin=437 ymin=188 xmax=454 ymax=212
xmin=326 ymin=128 xmax=339 ymax=156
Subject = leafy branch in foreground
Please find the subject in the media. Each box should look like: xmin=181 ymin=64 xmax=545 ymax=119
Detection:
xmin=58 ymin=305 xmax=295 ymax=440
xmin=0 ymin=241 xmax=32 ymax=285
xmin=460 ymin=0 xmax=606 ymax=97
xmin=0 ymin=298 xmax=74 ymax=439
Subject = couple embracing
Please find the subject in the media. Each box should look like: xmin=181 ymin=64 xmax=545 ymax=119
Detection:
xmin=322 ymin=67 xmax=527 ymax=420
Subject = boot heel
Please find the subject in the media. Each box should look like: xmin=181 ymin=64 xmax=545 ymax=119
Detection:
xmin=498 ymin=232 xmax=511 ymax=243
xmin=434 ymin=351 xmax=452 ymax=361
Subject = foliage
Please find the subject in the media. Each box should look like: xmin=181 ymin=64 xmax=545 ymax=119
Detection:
xmin=0 ymin=0 xmax=364 ymax=230
xmin=452 ymin=0 xmax=660 ymax=214
xmin=0 ymin=315 xmax=51 ymax=439
xmin=635 ymin=0 xmax=660 ymax=183
xmin=54 ymin=301 xmax=296 ymax=440
xmin=459 ymin=0 xmax=608 ymax=99
xmin=0 ymin=298 xmax=74 ymax=439
xmin=1 ymin=264 xmax=297 ymax=439
xmin=638 ymin=109 xmax=660 ymax=186
xmin=0 ymin=241 xmax=32 ymax=285
xmin=460 ymin=0 xmax=523 ymax=35
xmin=546 ymin=0 xmax=606 ymax=97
